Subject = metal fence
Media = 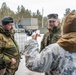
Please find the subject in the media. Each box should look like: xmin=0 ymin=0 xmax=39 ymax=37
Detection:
xmin=14 ymin=33 xmax=27 ymax=53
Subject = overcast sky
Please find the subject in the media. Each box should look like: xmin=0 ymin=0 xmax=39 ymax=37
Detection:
xmin=0 ymin=0 xmax=76 ymax=18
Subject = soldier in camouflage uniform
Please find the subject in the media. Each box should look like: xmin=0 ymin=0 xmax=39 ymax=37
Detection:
xmin=0 ymin=17 xmax=21 ymax=75
xmin=40 ymin=13 xmax=61 ymax=52
xmin=24 ymin=12 xmax=76 ymax=75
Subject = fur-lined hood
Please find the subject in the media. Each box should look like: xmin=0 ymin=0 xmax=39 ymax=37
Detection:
xmin=57 ymin=12 xmax=76 ymax=52
xmin=61 ymin=12 xmax=76 ymax=35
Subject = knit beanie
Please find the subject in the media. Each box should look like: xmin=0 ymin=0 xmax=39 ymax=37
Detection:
xmin=2 ymin=16 xmax=14 ymax=25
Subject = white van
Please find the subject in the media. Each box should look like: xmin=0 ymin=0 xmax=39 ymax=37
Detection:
xmin=13 ymin=24 xmax=25 ymax=33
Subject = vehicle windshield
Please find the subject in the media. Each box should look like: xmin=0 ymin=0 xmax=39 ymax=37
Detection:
xmin=18 ymin=25 xmax=23 ymax=28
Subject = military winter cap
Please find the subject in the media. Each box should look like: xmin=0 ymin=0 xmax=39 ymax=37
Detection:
xmin=47 ymin=13 xmax=58 ymax=21
xmin=62 ymin=12 xmax=76 ymax=34
xmin=2 ymin=16 xmax=14 ymax=25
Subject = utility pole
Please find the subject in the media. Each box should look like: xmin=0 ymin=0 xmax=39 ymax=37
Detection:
xmin=42 ymin=8 xmax=44 ymax=28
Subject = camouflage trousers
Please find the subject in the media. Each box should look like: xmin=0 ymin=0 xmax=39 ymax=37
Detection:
xmin=0 ymin=68 xmax=6 ymax=75
xmin=5 ymin=69 xmax=16 ymax=75
xmin=0 ymin=68 xmax=16 ymax=75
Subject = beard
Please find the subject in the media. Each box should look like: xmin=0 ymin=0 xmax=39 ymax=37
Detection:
xmin=48 ymin=24 xmax=56 ymax=30
xmin=50 ymin=25 xmax=55 ymax=30
xmin=5 ymin=27 xmax=13 ymax=32
xmin=52 ymin=26 xmax=57 ymax=33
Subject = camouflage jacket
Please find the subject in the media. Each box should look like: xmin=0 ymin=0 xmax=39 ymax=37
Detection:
xmin=0 ymin=26 xmax=20 ymax=70
xmin=40 ymin=25 xmax=61 ymax=51
xmin=24 ymin=39 xmax=76 ymax=75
